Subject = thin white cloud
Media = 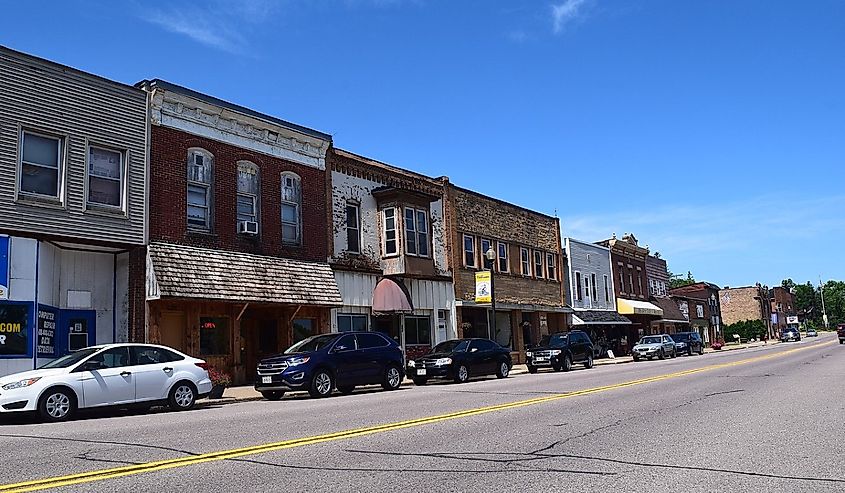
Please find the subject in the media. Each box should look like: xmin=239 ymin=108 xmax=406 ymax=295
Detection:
xmin=551 ymin=0 xmax=587 ymax=34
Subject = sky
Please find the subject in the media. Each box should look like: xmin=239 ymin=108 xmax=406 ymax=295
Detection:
xmin=1 ymin=0 xmax=843 ymax=288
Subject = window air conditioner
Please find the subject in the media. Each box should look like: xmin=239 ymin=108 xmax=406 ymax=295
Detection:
xmin=238 ymin=221 xmax=259 ymax=235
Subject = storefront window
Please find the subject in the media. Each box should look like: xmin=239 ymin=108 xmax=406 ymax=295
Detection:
xmin=293 ymin=318 xmax=315 ymax=343
xmin=200 ymin=317 xmax=230 ymax=355
xmin=493 ymin=311 xmax=512 ymax=349
xmin=338 ymin=314 xmax=367 ymax=332
xmin=404 ymin=316 xmax=431 ymax=345
xmin=0 ymin=303 xmax=31 ymax=356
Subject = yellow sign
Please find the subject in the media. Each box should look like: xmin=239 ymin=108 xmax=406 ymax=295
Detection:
xmin=475 ymin=271 xmax=491 ymax=303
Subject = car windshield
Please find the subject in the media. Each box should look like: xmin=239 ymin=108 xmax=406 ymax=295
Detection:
xmin=432 ymin=340 xmax=469 ymax=354
xmin=548 ymin=334 xmax=568 ymax=348
xmin=284 ymin=334 xmax=338 ymax=354
xmin=38 ymin=347 xmax=100 ymax=369
xmin=672 ymin=333 xmax=690 ymax=341
xmin=640 ymin=336 xmax=662 ymax=344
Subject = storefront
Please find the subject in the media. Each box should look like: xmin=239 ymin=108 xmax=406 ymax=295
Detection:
xmin=649 ymin=297 xmax=691 ymax=335
xmin=571 ymin=309 xmax=633 ymax=358
xmin=147 ymin=242 xmax=342 ymax=384
xmin=616 ymin=298 xmax=664 ymax=355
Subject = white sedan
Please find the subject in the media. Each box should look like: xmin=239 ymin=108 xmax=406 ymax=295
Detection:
xmin=0 ymin=343 xmax=213 ymax=422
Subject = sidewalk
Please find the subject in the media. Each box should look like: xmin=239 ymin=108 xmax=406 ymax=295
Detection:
xmin=202 ymin=339 xmax=782 ymax=407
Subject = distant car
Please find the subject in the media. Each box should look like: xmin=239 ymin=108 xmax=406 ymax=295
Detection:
xmin=780 ymin=327 xmax=801 ymax=342
xmin=671 ymin=332 xmax=705 ymax=356
xmin=632 ymin=335 xmax=677 ymax=361
xmin=0 ymin=344 xmax=211 ymax=422
xmin=254 ymin=332 xmax=404 ymax=400
xmin=806 ymin=328 xmax=818 ymax=337
xmin=525 ymin=330 xmax=594 ymax=373
xmin=407 ymin=338 xmax=512 ymax=385
xmin=837 ymin=324 xmax=845 ymax=345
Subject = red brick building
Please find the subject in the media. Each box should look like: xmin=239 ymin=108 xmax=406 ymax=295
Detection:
xmin=134 ymin=80 xmax=341 ymax=383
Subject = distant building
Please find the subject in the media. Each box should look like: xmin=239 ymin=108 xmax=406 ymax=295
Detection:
xmin=769 ymin=286 xmax=796 ymax=335
xmin=646 ymin=254 xmax=689 ymax=334
xmin=669 ymin=282 xmax=723 ymax=343
xmin=718 ymin=284 xmax=774 ymax=339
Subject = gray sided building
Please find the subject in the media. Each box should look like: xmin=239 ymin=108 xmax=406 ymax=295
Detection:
xmin=0 ymin=46 xmax=148 ymax=376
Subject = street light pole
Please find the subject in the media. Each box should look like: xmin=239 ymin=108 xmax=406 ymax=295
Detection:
xmin=486 ymin=247 xmax=497 ymax=341
xmin=820 ymin=278 xmax=829 ymax=329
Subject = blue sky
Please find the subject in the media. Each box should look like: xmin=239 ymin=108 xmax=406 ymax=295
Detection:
xmin=2 ymin=0 xmax=843 ymax=287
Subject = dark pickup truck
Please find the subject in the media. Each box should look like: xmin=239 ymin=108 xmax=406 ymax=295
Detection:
xmin=838 ymin=324 xmax=845 ymax=345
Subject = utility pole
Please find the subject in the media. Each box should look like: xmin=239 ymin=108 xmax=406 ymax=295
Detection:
xmin=820 ymin=278 xmax=829 ymax=329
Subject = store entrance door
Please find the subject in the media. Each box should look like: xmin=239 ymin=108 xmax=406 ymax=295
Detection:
xmin=243 ymin=319 xmax=279 ymax=382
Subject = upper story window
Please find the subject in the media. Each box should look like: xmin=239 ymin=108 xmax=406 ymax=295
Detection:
xmin=404 ymin=207 xmax=429 ymax=257
xmin=604 ymin=274 xmax=610 ymax=302
xmin=619 ymin=266 xmax=625 ymax=293
xmin=346 ymin=202 xmax=360 ymax=254
xmin=19 ymin=130 xmax=63 ymax=200
xmin=520 ymin=247 xmax=531 ymax=276
xmin=463 ymin=234 xmax=476 ymax=267
xmin=87 ymin=146 xmax=125 ymax=210
xmin=534 ymin=251 xmax=544 ymax=279
xmin=383 ymin=207 xmax=397 ymax=256
xmin=281 ymin=172 xmax=301 ymax=245
xmin=591 ymin=273 xmax=598 ymax=300
xmin=497 ymin=242 xmax=509 ymax=273
xmin=237 ymin=161 xmax=260 ymax=228
xmin=187 ymin=149 xmax=213 ymax=230
xmin=575 ymin=272 xmax=583 ymax=301
xmin=546 ymin=253 xmax=557 ymax=280
xmin=480 ymin=238 xmax=493 ymax=270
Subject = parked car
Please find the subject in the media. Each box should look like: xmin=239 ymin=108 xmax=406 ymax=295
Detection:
xmin=670 ymin=332 xmax=705 ymax=356
xmin=254 ymin=332 xmax=404 ymax=400
xmin=780 ymin=327 xmax=801 ymax=342
xmin=525 ymin=330 xmax=594 ymax=373
xmin=806 ymin=327 xmax=818 ymax=337
xmin=632 ymin=335 xmax=677 ymax=361
xmin=0 ymin=344 xmax=211 ymax=422
xmin=407 ymin=338 xmax=512 ymax=385
xmin=837 ymin=324 xmax=845 ymax=345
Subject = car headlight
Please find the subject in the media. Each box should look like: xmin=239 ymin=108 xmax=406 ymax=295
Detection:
xmin=550 ymin=349 xmax=561 ymax=356
xmin=526 ymin=351 xmax=533 ymax=358
xmin=407 ymin=360 xmax=416 ymax=367
xmin=286 ymin=357 xmax=311 ymax=367
xmin=2 ymin=377 xmax=42 ymax=390
xmin=434 ymin=358 xmax=452 ymax=366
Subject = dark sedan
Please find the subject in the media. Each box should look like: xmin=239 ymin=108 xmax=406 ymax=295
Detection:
xmin=407 ymin=338 xmax=512 ymax=385
xmin=671 ymin=332 xmax=705 ymax=356
xmin=780 ymin=327 xmax=801 ymax=342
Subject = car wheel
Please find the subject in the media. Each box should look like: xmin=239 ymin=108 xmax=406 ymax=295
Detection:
xmin=658 ymin=350 xmax=666 ymax=360
xmin=698 ymin=348 xmax=704 ymax=355
xmin=309 ymin=370 xmax=334 ymax=398
xmin=454 ymin=364 xmax=469 ymax=383
xmin=633 ymin=355 xmax=640 ymax=362
xmin=496 ymin=361 xmax=510 ymax=378
xmin=168 ymin=382 xmax=197 ymax=411
xmin=562 ymin=355 xmax=572 ymax=372
xmin=413 ymin=378 xmax=428 ymax=386
xmin=687 ymin=348 xmax=693 ymax=356
xmin=585 ymin=354 xmax=594 ymax=369
xmin=527 ymin=364 xmax=538 ymax=374
xmin=337 ymin=385 xmax=355 ymax=395
xmin=382 ymin=365 xmax=403 ymax=391
xmin=261 ymin=390 xmax=285 ymax=401
xmin=671 ymin=349 xmax=677 ymax=359
xmin=38 ymin=388 xmax=76 ymax=422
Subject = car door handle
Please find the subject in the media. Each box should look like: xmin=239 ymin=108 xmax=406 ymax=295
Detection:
xmin=163 ymin=367 xmax=173 ymax=372
xmin=120 ymin=371 xmax=132 ymax=377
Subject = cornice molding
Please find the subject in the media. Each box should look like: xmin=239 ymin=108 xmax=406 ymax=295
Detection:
xmin=149 ymin=89 xmax=330 ymax=169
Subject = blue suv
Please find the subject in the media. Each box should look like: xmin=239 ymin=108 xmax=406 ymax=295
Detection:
xmin=254 ymin=331 xmax=405 ymax=400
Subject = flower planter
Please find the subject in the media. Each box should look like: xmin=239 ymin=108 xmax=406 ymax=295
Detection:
xmin=208 ymin=385 xmax=226 ymax=399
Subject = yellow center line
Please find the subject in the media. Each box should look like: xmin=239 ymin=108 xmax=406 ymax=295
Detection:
xmin=0 ymin=339 xmax=834 ymax=492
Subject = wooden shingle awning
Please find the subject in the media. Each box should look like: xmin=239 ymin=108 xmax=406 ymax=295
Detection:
xmin=147 ymin=242 xmax=342 ymax=306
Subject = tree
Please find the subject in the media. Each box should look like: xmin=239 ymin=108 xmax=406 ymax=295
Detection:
xmin=723 ymin=320 xmax=767 ymax=342
xmin=669 ymin=271 xmax=696 ymax=290
xmin=822 ymin=280 xmax=845 ymax=327
xmin=781 ymin=278 xmax=796 ymax=291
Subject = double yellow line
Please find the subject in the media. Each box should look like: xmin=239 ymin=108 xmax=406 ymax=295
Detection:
xmin=1 ymin=339 xmax=833 ymax=492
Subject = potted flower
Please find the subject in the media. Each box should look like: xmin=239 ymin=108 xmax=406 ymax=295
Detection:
xmin=206 ymin=366 xmax=232 ymax=399
xmin=711 ymin=340 xmax=724 ymax=350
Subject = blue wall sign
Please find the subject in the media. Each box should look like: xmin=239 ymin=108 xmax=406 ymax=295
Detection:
xmin=0 ymin=235 xmax=8 ymax=300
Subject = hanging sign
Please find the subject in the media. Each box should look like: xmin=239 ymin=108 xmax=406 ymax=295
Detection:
xmin=475 ymin=271 xmax=491 ymax=304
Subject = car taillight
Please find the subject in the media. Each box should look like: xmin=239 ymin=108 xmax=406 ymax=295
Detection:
xmin=195 ymin=362 xmax=209 ymax=370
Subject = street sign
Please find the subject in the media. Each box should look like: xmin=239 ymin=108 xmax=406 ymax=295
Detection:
xmin=475 ymin=271 xmax=491 ymax=303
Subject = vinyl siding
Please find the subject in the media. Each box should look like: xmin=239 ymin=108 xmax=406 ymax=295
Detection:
xmin=565 ymin=238 xmax=615 ymax=311
xmin=0 ymin=47 xmax=147 ymax=245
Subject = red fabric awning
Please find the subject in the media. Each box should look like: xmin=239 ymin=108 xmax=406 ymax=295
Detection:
xmin=372 ymin=278 xmax=413 ymax=313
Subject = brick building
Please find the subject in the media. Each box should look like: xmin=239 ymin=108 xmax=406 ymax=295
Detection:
xmin=327 ymin=149 xmax=455 ymax=361
xmin=719 ymin=284 xmax=774 ymax=339
xmin=446 ymin=185 xmax=568 ymax=363
xmin=669 ymin=282 xmax=723 ymax=343
xmin=769 ymin=286 xmax=796 ymax=335
xmin=136 ymin=80 xmax=341 ymax=383
xmin=646 ymin=254 xmax=689 ymax=335
xmin=596 ymin=234 xmax=663 ymax=354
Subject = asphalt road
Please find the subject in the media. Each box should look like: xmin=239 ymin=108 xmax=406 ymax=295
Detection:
xmin=1 ymin=333 xmax=843 ymax=493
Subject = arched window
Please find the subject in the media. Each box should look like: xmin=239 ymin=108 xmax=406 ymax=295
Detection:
xmin=280 ymin=172 xmax=301 ymax=244
xmin=187 ymin=148 xmax=213 ymax=230
xmin=236 ymin=161 xmax=260 ymax=228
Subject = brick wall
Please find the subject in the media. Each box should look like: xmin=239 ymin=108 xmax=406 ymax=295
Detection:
xmin=610 ymin=252 xmax=648 ymax=300
xmin=719 ymin=287 xmax=766 ymax=326
xmin=128 ymin=246 xmax=147 ymax=342
xmin=446 ymin=185 xmax=564 ymax=306
xmin=149 ymin=125 xmax=328 ymax=262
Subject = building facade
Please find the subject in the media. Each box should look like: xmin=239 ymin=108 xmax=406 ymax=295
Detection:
xmin=769 ymin=286 xmax=796 ymax=335
xmin=669 ymin=282 xmax=723 ymax=343
xmin=138 ymin=80 xmax=341 ymax=384
xmin=596 ymin=234 xmax=663 ymax=354
xmin=563 ymin=238 xmax=631 ymax=357
xmin=327 ymin=149 xmax=456 ymax=360
xmin=447 ymin=185 xmax=569 ymax=363
xmin=646 ymin=254 xmax=689 ymax=334
xmin=719 ymin=284 xmax=774 ymax=339
xmin=0 ymin=46 xmax=147 ymax=376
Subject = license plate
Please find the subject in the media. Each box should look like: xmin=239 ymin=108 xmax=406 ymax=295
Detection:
xmin=417 ymin=369 xmax=427 ymax=376
xmin=535 ymin=358 xmax=547 ymax=362
xmin=262 ymin=376 xmax=272 ymax=384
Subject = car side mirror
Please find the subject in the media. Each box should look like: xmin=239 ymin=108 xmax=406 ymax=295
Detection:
xmin=333 ymin=345 xmax=352 ymax=353
xmin=77 ymin=360 xmax=103 ymax=372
